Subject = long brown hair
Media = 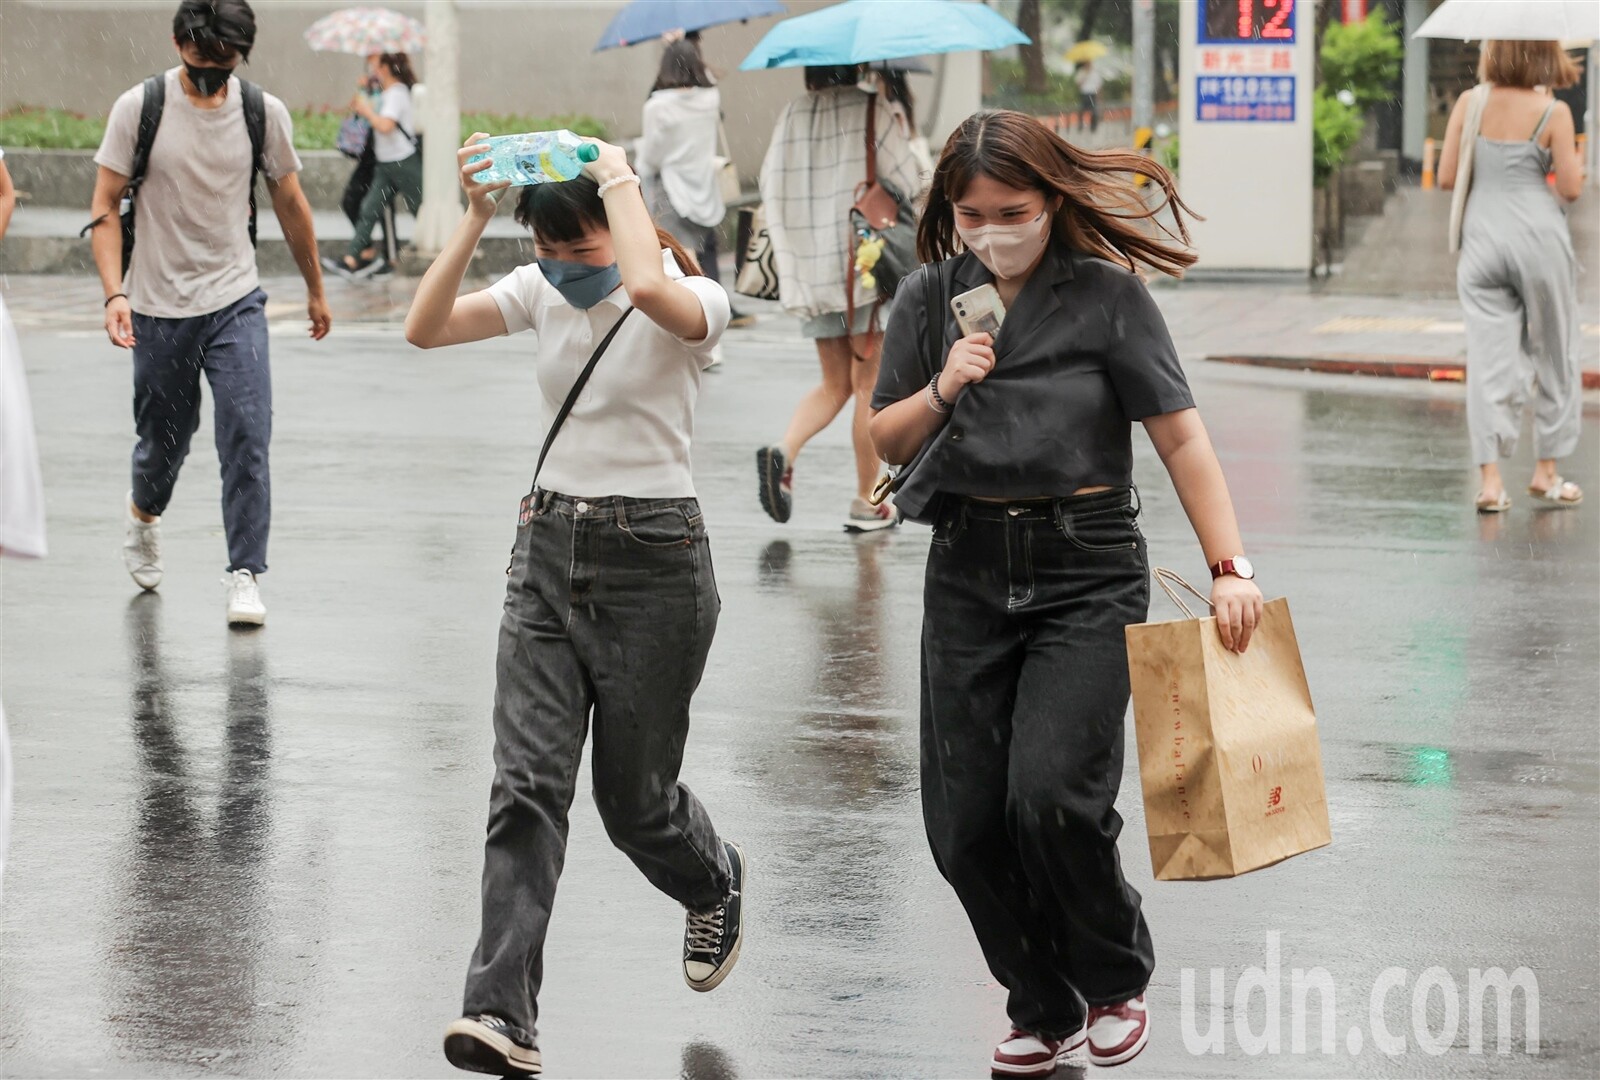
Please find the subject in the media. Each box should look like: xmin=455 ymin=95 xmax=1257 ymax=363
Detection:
xmin=1479 ymin=40 xmax=1579 ymax=90
xmin=515 ymin=176 xmax=703 ymax=277
xmin=919 ymin=110 xmax=1199 ymax=278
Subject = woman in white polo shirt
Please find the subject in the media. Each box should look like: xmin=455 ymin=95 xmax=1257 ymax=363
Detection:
xmin=406 ymin=135 xmax=745 ymax=1079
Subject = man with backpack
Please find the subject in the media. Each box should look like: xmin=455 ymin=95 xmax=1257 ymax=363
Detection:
xmin=87 ymin=0 xmax=330 ymax=626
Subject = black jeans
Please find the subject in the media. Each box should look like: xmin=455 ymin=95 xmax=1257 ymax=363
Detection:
xmin=131 ymin=289 xmax=271 ymax=574
xmin=921 ymin=488 xmax=1154 ymax=1038
xmin=462 ymin=491 xmax=731 ymax=1035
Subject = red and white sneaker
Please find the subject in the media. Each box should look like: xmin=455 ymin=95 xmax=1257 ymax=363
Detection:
xmin=843 ymin=497 xmax=901 ymax=533
xmin=1086 ymin=995 xmax=1149 ymax=1067
xmin=991 ymin=1024 xmax=1087 ymax=1078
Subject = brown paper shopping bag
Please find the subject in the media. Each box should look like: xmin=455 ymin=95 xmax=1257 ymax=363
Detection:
xmin=1125 ymin=569 xmax=1332 ymax=881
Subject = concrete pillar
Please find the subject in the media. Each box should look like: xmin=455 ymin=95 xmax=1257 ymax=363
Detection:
xmin=1132 ymin=0 xmax=1155 ymax=133
xmin=1401 ymin=0 xmax=1429 ymax=169
xmin=415 ymin=0 xmax=462 ymax=257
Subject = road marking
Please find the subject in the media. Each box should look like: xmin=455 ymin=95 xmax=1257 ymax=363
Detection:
xmin=1316 ymin=316 xmax=1599 ymax=337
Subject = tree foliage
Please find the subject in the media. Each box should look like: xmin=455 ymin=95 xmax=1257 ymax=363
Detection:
xmin=1312 ymin=89 xmax=1364 ymax=187
xmin=1319 ymin=10 xmax=1404 ymax=112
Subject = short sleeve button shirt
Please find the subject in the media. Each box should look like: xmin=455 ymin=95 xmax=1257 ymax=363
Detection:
xmin=871 ymin=246 xmax=1194 ymax=522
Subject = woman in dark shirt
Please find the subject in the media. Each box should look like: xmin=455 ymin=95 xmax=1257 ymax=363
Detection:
xmin=869 ymin=110 xmax=1263 ymax=1077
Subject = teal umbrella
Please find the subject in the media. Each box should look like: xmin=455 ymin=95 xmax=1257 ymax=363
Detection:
xmin=738 ymin=0 xmax=1029 ymax=71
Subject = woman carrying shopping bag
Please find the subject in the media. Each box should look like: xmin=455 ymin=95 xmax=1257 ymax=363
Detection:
xmin=406 ymin=134 xmax=746 ymax=1078
xmin=1438 ymin=40 xmax=1586 ymax=513
xmin=869 ymin=110 xmax=1262 ymax=1077
xmin=335 ymin=52 xmax=421 ymax=277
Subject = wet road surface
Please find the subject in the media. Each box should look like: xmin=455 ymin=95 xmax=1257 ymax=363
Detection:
xmin=1 ymin=286 xmax=1596 ymax=1078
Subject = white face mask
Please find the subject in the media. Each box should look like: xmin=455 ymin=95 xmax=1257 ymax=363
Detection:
xmin=955 ymin=210 xmax=1051 ymax=280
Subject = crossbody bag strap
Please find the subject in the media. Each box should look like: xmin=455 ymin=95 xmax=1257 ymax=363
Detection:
xmin=82 ymin=74 xmax=165 ymax=243
xmin=868 ymin=261 xmax=950 ymax=507
xmin=131 ymin=74 xmax=165 ymax=193
xmin=923 ymin=259 xmax=947 ymax=380
xmin=241 ymin=79 xmax=267 ymax=249
xmin=863 ymin=91 xmax=879 ymax=188
xmin=845 ymin=94 xmax=882 ymax=359
xmin=527 ymin=307 xmax=635 ymax=496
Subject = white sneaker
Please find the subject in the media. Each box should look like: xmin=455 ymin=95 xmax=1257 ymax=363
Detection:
xmin=122 ymin=493 xmax=163 ymax=591
xmin=843 ymin=497 xmax=901 ymax=533
xmin=225 ymin=569 xmax=266 ymax=627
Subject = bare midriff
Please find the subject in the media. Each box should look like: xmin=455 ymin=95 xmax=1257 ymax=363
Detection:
xmin=969 ymin=485 xmax=1114 ymax=503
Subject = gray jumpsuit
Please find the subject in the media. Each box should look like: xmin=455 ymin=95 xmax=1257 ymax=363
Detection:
xmin=1458 ymin=104 xmax=1581 ymax=466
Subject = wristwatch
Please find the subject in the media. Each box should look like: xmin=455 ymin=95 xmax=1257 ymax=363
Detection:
xmin=1210 ymin=556 xmax=1255 ymax=581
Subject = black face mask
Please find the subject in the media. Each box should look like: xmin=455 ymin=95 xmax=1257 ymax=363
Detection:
xmin=184 ymin=62 xmax=233 ymax=97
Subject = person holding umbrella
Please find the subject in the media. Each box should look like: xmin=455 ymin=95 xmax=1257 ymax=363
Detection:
xmin=738 ymin=0 xmax=1026 ymax=531
xmin=1066 ymin=40 xmax=1108 ymax=134
xmin=753 ymin=63 xmax=923 ymax=532
xmin=1437 ymin=39 xmax=1586 ymax=512
xmin=334 ymin=51 xmax=421 ymax=277
xmin=636 ymin=37 xmax=727 ymax=298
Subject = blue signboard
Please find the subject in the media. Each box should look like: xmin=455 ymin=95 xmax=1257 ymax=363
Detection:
xmin=1196 ymin=75 xmax=1296 ymax=122
xmin=1198 ymin=0 xmax=1297 ymax=45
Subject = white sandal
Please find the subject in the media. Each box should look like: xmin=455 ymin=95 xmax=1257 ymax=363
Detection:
xmin=1475 ymin=491 xmax=1511 ymax=514
xmin=1526 ymin=477 xmax=1583 ymax=508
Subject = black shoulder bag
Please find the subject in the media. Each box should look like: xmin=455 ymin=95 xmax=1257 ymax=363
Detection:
xmin=509 ymin=308 xmax=636 ymax=567
xmin=868 ymin=259 xmax=952 ymax=507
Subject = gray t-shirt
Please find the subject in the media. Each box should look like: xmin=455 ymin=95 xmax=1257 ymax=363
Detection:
xmin=872 ymin=247 xmax=1194 ymax=523
xmin=95 ymin=68 xmax=301 ymax=319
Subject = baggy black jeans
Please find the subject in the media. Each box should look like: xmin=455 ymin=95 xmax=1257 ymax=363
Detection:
xmin=921 ymin=488 xmax=1155 ymax=1038
xmin=463 ymin=491 xmax=732 ymax=1035
xmin=131 ymin=289 xmax=272 ymax=574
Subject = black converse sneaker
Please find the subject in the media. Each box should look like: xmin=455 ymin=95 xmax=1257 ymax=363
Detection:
xmin=443 ymin=1014 xmax=541 ymax=1076
xmin=683 ymin=840 xmax=746 ymax=992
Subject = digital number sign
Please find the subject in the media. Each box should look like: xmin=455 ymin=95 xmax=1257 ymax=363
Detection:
xmin=1199 ymin=0 xmax=1296 ymax=44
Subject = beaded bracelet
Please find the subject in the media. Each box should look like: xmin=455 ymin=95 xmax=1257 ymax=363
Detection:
xmin=926 ymin=375 xmax=951 ymax=414
xmin=597 ymin=174 xmax=641 ymax=198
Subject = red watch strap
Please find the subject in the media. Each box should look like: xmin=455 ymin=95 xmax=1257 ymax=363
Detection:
xmin=1211 ymin=558 xmax=1235 ymax=580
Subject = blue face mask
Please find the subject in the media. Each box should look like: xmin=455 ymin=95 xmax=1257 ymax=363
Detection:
xmin=538 ymin=257 xmax=622 ymax=310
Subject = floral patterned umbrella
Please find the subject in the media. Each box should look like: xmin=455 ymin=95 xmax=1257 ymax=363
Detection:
xmin=304 ymin=6 xmax=426 ymax=56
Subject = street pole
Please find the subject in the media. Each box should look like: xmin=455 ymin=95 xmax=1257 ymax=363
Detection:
xmin=1132 ymin=0 xmax=1154 ymax=136
xmin=415 ymin=0 xmax=462 ymax=257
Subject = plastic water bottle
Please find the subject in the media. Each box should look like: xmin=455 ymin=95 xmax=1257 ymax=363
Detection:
xmin=466 ymin=130 xmax=600 ymax=187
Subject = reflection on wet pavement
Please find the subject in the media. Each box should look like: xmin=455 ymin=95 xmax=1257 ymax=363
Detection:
xmin=0 ymin=309 xmax=1594 ymax=1077
xmin=110 ymin=595 xmax=278 ymax=1071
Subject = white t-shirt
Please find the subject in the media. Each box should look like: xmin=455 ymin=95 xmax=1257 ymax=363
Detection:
xmin=637 ymin=87 xmax=725 ymax=228
xmin=94 ymin=68 xmax=302 ymax=318
xmin=1076 ymin=66 xmax=1104 ymax=95
xmin=374 ymin=83 xmax=417 ymax=164
xmin=486 ymin=250 xmax=731 ymax=499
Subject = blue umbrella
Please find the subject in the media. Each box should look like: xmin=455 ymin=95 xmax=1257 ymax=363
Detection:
xmin=738 ymin=0 xmax=1028 ymax=71
xmin=595 ymin=0 xmax=788 ymax=51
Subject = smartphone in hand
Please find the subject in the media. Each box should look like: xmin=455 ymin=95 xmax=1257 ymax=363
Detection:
xmin=952 ymin=284 xmax=1005 ymax=338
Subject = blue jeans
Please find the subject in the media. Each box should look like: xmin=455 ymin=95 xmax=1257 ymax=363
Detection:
xmin=131 ymin=289 xmax=271 ymax=574
xmin=921 ymin=487 xmax=1154 ymax=1037
xmin=463 ymin=491 xmax=731 ymax=1035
